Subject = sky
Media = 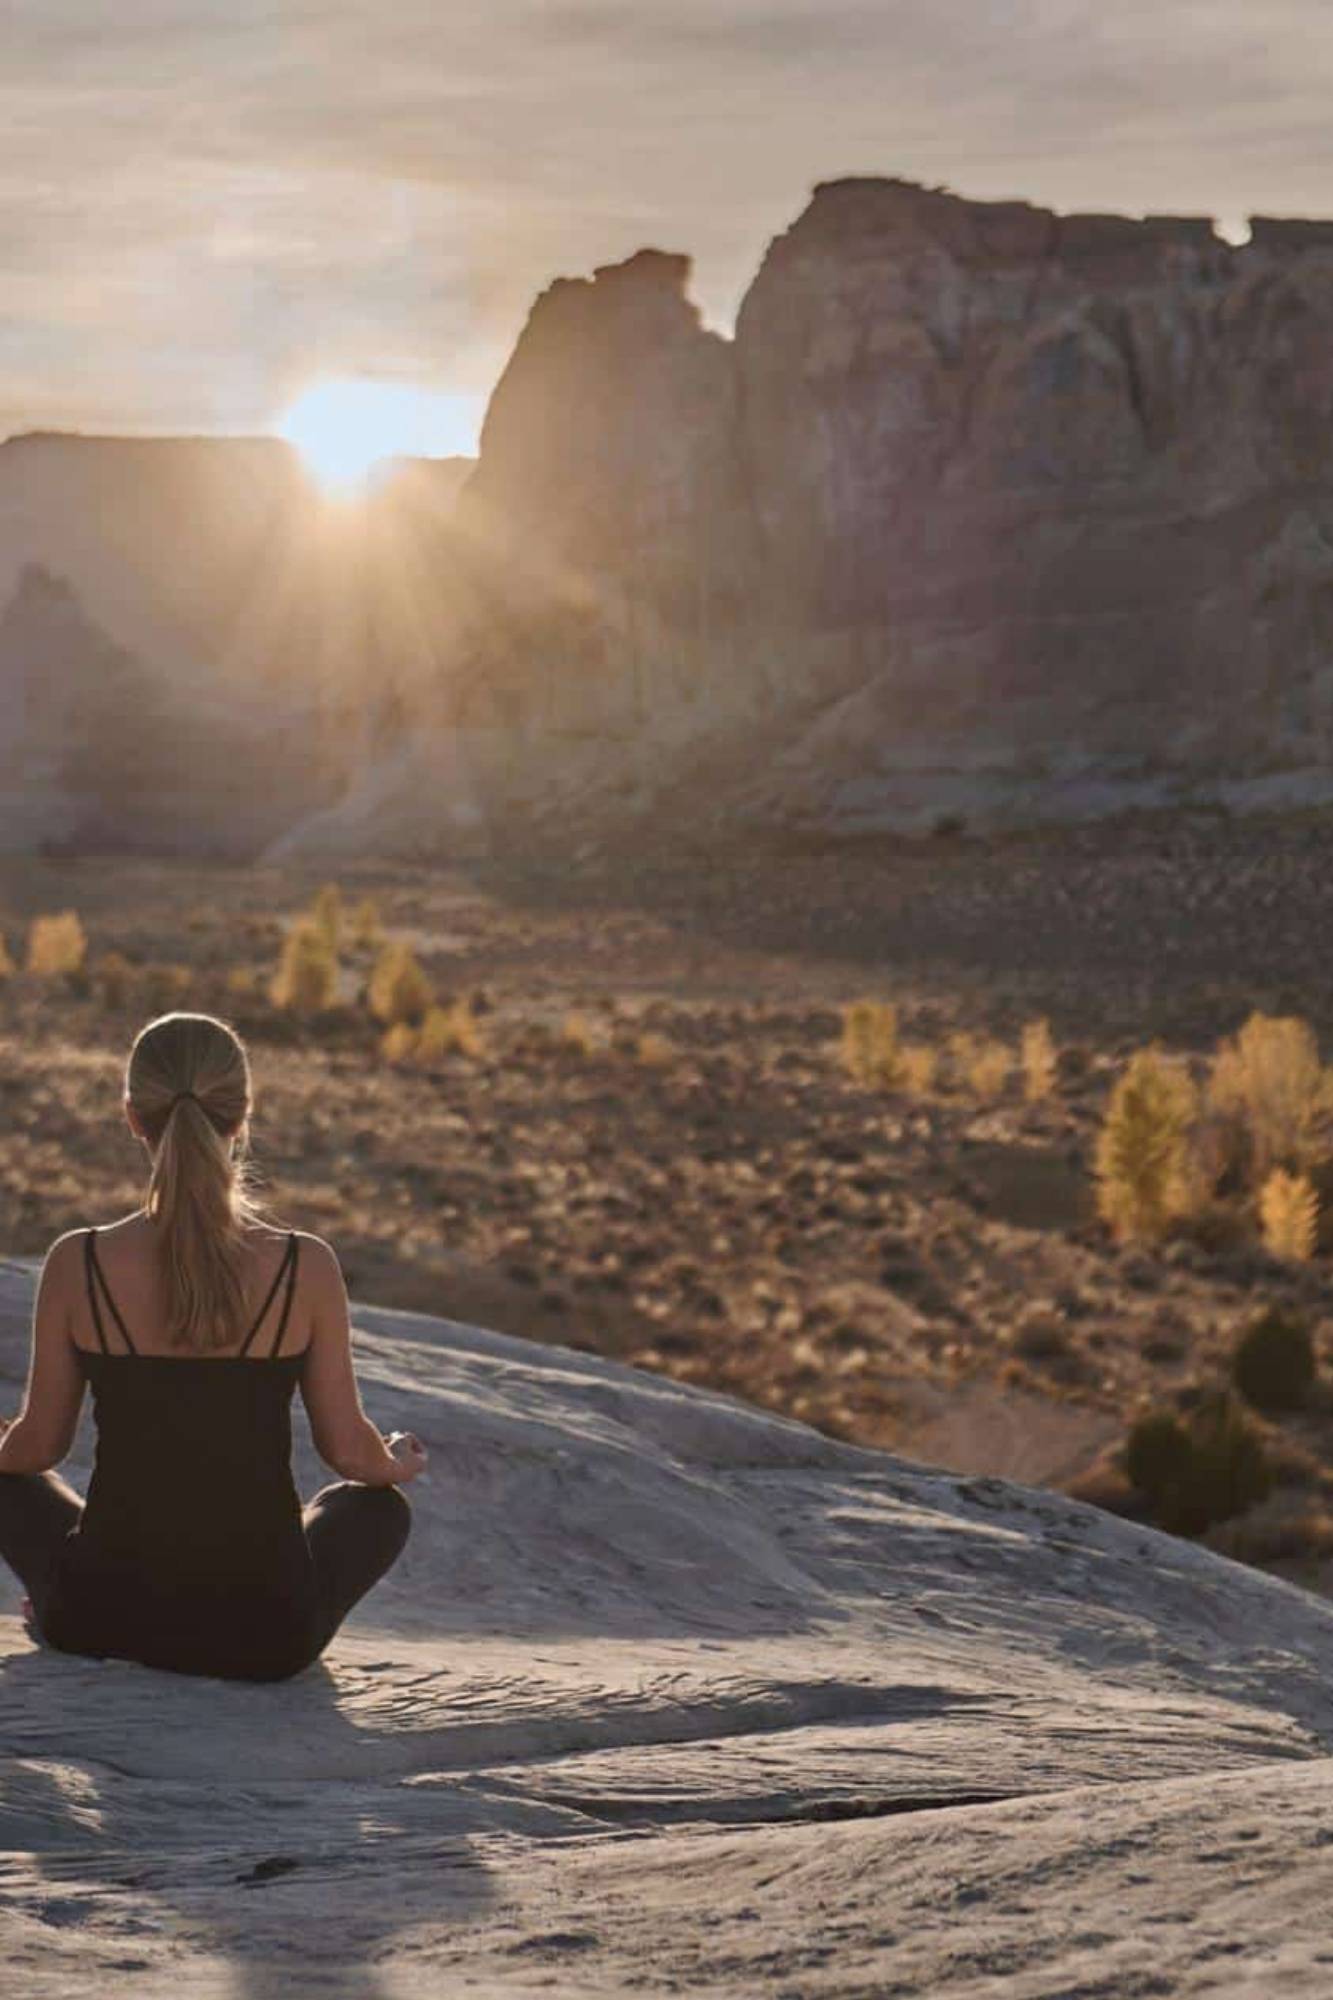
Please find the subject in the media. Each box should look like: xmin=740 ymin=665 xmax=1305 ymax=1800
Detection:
xmin=4 ymin=0 xmax=1333 ymax=451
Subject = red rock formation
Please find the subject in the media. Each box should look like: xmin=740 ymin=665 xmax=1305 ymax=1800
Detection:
xmin=423 ymin=174 xmax=1333 ymax=839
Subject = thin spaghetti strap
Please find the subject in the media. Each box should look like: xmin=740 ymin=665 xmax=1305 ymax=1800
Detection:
xmin=268 ymin=1233 xmax=301 ymax=1360
xmin=84 ymin=1230 xmax=110 ymax=1355
xmin=85 ymin=1229 xmax=137 ymax=1356
xmin=237 ymin=1234 xmax=297 ymax=1358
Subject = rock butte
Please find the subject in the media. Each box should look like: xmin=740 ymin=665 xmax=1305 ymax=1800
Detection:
xmin=4 ymin=1254 xmax=1333 ymax=1995
xmin=11 ymin=175 xmax=1333 ymax=853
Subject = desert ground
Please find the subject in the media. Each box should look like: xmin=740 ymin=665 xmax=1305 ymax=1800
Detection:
xmin=4 ymin=808 xmax=1333 ymax=1580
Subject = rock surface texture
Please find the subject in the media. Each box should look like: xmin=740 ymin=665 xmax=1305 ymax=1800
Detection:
xmin=4 ymin=1255 xmax=1333 ymax=1994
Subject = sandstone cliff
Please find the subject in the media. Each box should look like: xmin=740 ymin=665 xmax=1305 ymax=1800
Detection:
xmin=11 ymin=176 xmax=1333 ymax=854
xmin=366 ymin=176 xmax=1333 ymax=846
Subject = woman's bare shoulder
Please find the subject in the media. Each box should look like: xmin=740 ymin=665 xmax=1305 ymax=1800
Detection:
xmin=42 ymin=1211 xmax=142 ymax=1275
xmin=287 ymin=1231 xmax=345 ymax=1289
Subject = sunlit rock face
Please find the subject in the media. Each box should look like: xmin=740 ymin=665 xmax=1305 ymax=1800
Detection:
xmin=409 ymin=176 xmax=1333 ymax=842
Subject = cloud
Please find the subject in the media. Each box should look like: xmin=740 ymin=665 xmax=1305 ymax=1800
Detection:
xmin=3 ymin=1 xmax=1333 ymax=437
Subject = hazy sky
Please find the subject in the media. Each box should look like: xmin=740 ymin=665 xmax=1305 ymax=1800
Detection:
xmin=4 ymin=0 xmax=1332 ymax=447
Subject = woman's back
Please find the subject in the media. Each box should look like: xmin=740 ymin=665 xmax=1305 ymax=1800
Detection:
xmin=46 ymin=1219 xmax=321 ymax=1678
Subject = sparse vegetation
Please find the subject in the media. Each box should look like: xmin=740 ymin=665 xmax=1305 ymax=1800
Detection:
xmin=310 ymin=882 xmax=343 ymax=951
xmin=1208 ymin=1010 xmax=1325 ymax=1183
xmin=966 ymin=1036 xmax=1011 ymax=1099
xmin=898 ymin=1042 xmax=937 ymax=1095
xmin=1231 ymin=1307 xmax=1316 ymax=1413
xmin=367 ymin=942 xmax=432 ymax=1026
xmin=1021 ymin=1017 xmax=1058 ymax=1101
xmin=350 ymin=896 xmax=383 ymax=949
xmin=841 ymin=1000 xmax=903 ymax=1088
xmin=1125 ymin=1392 xmax=1272 ymax=1534
xmin=14 ymin=829 xmax=1333 ymax=1600
xmin=25 ymin=911 xmax=87 ymax=978
xmin=1258 ymin=1167 xmax=1319 ymax=1262
xmin=270 ymin=920 xmax=338 ymax=1015
xmin=1094 ymin=1044 xmax=1199 ymax=1243
xmin=561 ymin=1011 xmax=598 ymax=1057
xmin=417 ymin=1000 xmax=485 ymax=1062
xmin=636 ymin=1030 xmax=673 ymax=1067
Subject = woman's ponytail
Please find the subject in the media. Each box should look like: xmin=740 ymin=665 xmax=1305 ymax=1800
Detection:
xmin=126 ymin=1012 xmax=261 ymax=1350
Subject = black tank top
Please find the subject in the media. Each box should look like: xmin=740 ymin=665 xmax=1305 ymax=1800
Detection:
xmin=42 ymin=1228 xmax=320 ymax=1681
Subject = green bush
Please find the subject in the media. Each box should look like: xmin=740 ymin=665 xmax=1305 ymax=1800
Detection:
xmin=1125 ymin=1408 xmax=1189 ymax=1498
xmin=1126 ymin=1392 xmax=1271 ymax=1535
xmin=1230 ymin=1307 xmax=1316 ymax=1413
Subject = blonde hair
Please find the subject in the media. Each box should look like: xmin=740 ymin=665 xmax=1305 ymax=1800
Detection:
xmin=125 ymin=1011 xmax=263 ymax=1351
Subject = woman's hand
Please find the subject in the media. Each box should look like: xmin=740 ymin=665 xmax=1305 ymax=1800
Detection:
xmin=383 ymin=1431 xmax=428 ymax=1484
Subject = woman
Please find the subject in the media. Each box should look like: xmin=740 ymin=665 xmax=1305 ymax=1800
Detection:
xmin=0 ymin=1010 xmax=426 ymax=1681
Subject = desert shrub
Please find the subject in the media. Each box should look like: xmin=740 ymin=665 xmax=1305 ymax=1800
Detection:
xmin=1126 ymin=1392 xmax=1272 ymax=1534
xmin=966 ymin=1037 xmax=1011 ymax=1098
xmin=270 ymin=921 xmax=337 ymax=1015
xmin=225 ymin=966 xmax=262 ymax=1000
xmin=943 ymin=1030 xmax=1008 ymax=1097
xmin=1009 ymin=1308 xmax=1071 ymax=1361
xmin=26 ymin=910 xmax=87 ymax=978
xmin=1208 ymin=1010 xmax=1324 ymax=1182
xmin=367 ymin=943 xmax=432 ymax=1026
xmin=92 ymin=950 xmax=135 ymax=1008
xmin=1126 ymin=1408 xmax=1190 ymax=1498
xmin=1258 ymin=1167 xmax=1319 ymax=1262
xmin=1094 ymin=1044 xmax=1199 ymax=1243
xmin=350 ymin=896 xmax=383 ymax=949
xmin=310 ymin=882 xmax=343 ymax=950
xmin=898 ymin=1042 xmax=937 ymax=1095
xmin=1231 ymin=1306 xmax=1316 ymax=1412
xmin=636 ymin=1030 xmax=674 ymax=1067
xmin=1021 ymin=1018 xmax=1058 ymax=1101
xmin=841 ymin=1000 xmax=903 ymax=1088
xmin=417 ymin=1000 xmax=485 ymax=1062
xmin=561 ymin=1011 xmax=597 ymax=1056
xmin=380 ymin=1022 xmax=418 ymax=1064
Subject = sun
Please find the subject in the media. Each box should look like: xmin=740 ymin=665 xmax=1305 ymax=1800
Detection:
xmin=275 ymin=380 xmax=483 ymax=497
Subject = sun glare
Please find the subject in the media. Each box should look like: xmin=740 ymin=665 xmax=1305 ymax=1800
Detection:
xmin=276 ymin=380 xmax=483 ymax=496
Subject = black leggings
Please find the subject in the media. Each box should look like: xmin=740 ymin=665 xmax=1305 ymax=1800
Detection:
xmin=0 ymin=1472 xmax=410 ymax=1675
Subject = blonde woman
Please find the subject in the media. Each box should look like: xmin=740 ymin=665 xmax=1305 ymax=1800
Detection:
xmin=0 ymin=1011 xmax=425 ymax=1681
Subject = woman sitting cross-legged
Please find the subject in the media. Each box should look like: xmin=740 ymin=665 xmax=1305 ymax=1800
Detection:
xmin=0 ymin=1009 xmax=426 ymax=1682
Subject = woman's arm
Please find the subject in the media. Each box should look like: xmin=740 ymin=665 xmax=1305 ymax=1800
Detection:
xmin=298 ymin=1237 xmax=426 ymax=1487
xmin=0 ymin=1234 xmax=87 ymax=1475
